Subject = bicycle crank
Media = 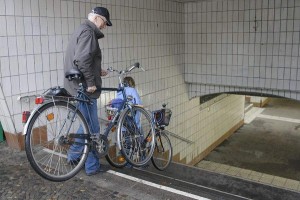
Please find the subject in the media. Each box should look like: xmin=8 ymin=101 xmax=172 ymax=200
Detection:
xmin=92 ymin=134 xmax=109 ymax=157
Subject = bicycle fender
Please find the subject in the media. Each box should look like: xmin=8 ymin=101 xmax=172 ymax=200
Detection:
xmin=22 ymin=103 xmax=45 ymax=136
xmin=22 ymin=101 xmax=75 ymax=135
xmin=116 ymin=107 xmax=130 ymax=150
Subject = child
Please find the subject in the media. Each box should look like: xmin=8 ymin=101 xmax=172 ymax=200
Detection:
xmin=116 ymin=76 xmax=141 ymax=105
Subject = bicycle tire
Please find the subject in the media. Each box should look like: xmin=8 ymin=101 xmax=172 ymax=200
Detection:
xmin=25 ymin=101 xmax=90 ymax=182
xmin=151 ymin=131 xmax=173 ymax=171
xmin=105 ymin=124 xmax=127 ymax=168
xmin=117 ymin=106 xmax=155 ymax=167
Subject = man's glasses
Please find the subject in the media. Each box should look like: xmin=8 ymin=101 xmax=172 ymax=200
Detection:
xmin=98 ymin=16 xmax=107 ymax=25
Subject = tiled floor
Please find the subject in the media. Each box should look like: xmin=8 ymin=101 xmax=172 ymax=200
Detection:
xmin=196 ymin=160 xmax=300 ymax=192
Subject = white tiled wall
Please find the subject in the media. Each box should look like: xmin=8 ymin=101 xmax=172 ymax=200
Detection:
xmin=185 ymin=0 xmax=300 ymax=100
xmin=172 ymin=94 xmax=244 ymax=163
xmin=0 ymin=0 xmax=186 ymax=133
xmin=0 ymin=0 xmax=245 ymax=163
xmin=248 ymin=96 xmax=268 ymax=105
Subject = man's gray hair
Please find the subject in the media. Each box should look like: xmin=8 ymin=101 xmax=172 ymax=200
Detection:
xmin=88 ymin=13 xmax=98 ymax=21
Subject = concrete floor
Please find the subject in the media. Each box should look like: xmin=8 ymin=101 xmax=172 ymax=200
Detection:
xmin=202 ymin=97 xmax=300 ymax=181
xmin=2 ymin=97 xmax=300 ymax=199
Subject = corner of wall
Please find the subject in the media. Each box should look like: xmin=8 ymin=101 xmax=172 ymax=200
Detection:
xmin=0 ymin=85 xmax=16 ymax=134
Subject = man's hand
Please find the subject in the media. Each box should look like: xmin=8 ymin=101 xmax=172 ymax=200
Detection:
xmin=100 ymin=69 xmax=108 ymax=76
xmin=87 ymin=86 xmax=97 ymax=93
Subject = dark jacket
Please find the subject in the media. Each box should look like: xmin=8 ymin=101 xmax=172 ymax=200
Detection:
xmin=64 ymin=20 xmax=104 ymax=98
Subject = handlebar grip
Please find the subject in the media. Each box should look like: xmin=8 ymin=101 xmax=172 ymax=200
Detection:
xmin=106 ymin=62 xmax=141 ymax=74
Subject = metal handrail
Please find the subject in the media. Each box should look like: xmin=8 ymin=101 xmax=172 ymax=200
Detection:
xmin=99 ymin=118 xmax=194 ymax=144
xmin=163 ymin=130 xmax=194 ymax=144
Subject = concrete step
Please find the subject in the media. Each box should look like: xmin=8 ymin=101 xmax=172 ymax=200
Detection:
xmin=244 ymin=103 xmax=253 ymax=113
xmin=244 ymin=106 xmax=265 ymax=124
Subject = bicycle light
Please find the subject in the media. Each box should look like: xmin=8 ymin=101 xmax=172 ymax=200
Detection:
xmin=118 ymin=156 xmax=125 ymax=162
xmin=35 ymin=96 xmax=44 ymax=104
xmin=22 ymin=111 xmax=31 ymax=123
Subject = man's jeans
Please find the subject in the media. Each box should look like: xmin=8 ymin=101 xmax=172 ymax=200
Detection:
xmin=67 ymin=99 xmax=100 ymax=174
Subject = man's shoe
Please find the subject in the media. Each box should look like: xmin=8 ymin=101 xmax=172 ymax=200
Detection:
xmin=86 ymin=168 xmax=105 ymax=176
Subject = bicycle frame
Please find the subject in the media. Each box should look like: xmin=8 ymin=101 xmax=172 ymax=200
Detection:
xmin=23 ymin=63 xmax=143 ymax=148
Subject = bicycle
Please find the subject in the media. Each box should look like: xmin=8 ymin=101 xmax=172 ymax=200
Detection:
xmin=151 ymin=104 xmax=173 ymax=171
xmin=105 ymin=103 xmax=173 ymax=171
xmin=104 ymin=65 xmax=156 ymax=169
xmin=23 ymin=63 xmax=155 ymax=182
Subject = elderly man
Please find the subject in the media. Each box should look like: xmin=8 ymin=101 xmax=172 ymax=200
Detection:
xmin=64 ymin=7 xmax=112 ymax=176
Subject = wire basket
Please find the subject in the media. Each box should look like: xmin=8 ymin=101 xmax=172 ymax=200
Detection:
xmin=105 ymin=98 xmax=123 ymax=120
xmin=153 ymin=108 xmax=172 ymax=127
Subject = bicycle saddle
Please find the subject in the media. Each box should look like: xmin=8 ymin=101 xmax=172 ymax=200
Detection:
xmin=65 ymin=68 xmax=83 ymax=81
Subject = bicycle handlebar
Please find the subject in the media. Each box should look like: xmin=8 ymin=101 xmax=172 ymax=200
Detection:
xmin=80 ymin=63 xmax=143 ymax=94
xmin=107 ymin=62 xmax=145 ymax=75
xmin=107 ymin=62 xmax=145 ymax=87
xmin=127 ymin=62 xmax=140 ymax=72
xmin=101 ymin=87 xmax=121 ymax=92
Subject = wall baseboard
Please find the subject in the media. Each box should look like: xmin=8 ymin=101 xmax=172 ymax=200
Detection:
xmin=4 ymin=132 xmax=24 ymax=151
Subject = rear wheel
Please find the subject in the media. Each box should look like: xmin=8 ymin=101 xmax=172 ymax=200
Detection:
xmin=117 ymin=106 xmax=155 ymax=167
xmin=105 ymin=124 xmax=127 ymax=168
xmin=25 ymin=101 xmax=89 ymax=182
xmin=151 ymin=131 xmax=172 ymax=171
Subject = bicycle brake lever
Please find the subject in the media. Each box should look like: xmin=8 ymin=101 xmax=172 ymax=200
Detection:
xmin=140 ymin=67 xmax=146 ymax=71
xmin=107 ymin=67 xmax=113 ymax=72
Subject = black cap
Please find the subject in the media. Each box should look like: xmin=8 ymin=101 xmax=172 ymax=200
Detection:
xmin=92 ymin=7 xmax=112 ymax=26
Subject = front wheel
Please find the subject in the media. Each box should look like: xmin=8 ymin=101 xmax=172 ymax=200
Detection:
xmin=25 ymin=101 xmax=90 ymax=182
xmin=151 ymin=131 xmax=173 ymax=171
xmin=117 ymin=106 xmax=155 ymax=167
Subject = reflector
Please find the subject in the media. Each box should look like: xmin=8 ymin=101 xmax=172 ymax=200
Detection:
xmin=118 ymin=156 xmax=125 ymax=162
xmin=46 ymin=113 xmax=54 ymax=121
xmin=22 ymin=111 xmax=30 ymax=123
xmin=35 ymin=96 xmax=44 ymax=104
